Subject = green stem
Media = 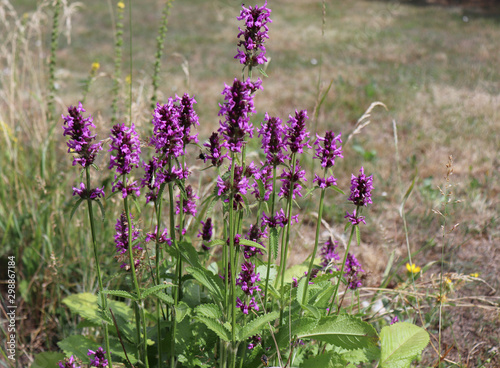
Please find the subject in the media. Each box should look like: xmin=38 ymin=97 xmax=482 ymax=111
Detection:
xmin=85 ymin=167 xmax=112 ymax=368
xmin=154 ymin=194 xmax=164 ymax=367
xmin=168 ymin=177 xmax=178 ymax=368
xmin=263 ymin=165 xmax=277 ymax=308
xmin=228 ymin=153 xmax=237 ymax=356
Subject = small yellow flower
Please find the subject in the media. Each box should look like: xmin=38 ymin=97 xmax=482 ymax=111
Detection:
xmin=91 ymin=62 xmax=100 ymax=72
xmin=470 ymin=273 xmax=479 ymax=278
xmin=117 ymin=1 xmax=125 ymax=9
xmin=406 ymin=263 xmax=421 ymax=274
xmin=125 ymin=74 xmax=132 ymax=85
xmin=446 ymin=278 xmax=452 ymax=285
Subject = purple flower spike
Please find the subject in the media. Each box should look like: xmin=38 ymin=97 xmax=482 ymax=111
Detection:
xmin=59 ymin=355 xmax=82 ymax=368
xmin=218 ymin=78 xmax=262 ymax=153
xmin=243 ymin=224 xmax=266 ymax=259
xmin=252 ymin=162 xmax=273 ymax=201
xmin=72 ymin=182 xmax=105 ymax=200
xmin=177 ymin=93 xmax=199 ymax=145
xmin=88 ymin=347 xmax=108 ymax=368
xmin=344 ymin=252 xmax=365 ymax=290
xmin=237 ymin=261 xmax=261 ymax=295
xmin=217 ymin=165 xmax=251 ymax=210
xmin=176 ymin=184 xmax=198 ymax=216
xmin=313 ymin=174 xmax=337 ymax=189
xmin=236 ymin=296 xmax=259 ymax=315
xmin=114 ymin=213 xmax=143 ymax=269
xmin=151 ymin=99 xmax=183 ymax=158
xmin=145 ymin=226 xmax=172 ymax=246
xmin=62 ymin=102 xmax=102 ymax=167
xmin=348 ymin=167 xmax=374 ymax=207
xmin=198 ymin=218 xmax=213 ymax=251
xmin=286 ymin=110 xmax=311 ymax=154
xmin=345 ymin=209 xmax=366 ymax=226
xmin=320 ymin=237 xmax=340 ymax=271
xmin=279 ymin=160 xmax=306 ymax=199
xmin=235 ymin=1 xmax=272 ymax=67
xmin=261 ymin=208 xmax=288 ymax=229
xmin=314 ymin=131 xmax=343 ymax=168
xmin=203 ymin=132 xmax=228 ymax=167
xmin=258 ymin=113 xmax=288 ymax=166
xmin=109 ymin=123 xmax=141 ymax=176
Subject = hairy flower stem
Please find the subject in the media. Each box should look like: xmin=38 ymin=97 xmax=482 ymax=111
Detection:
xmin=85 ymin=167 xmax=112 ymax=368
xmin=124 ymin=192 xmax=149 ymax=368
xmin=263 ymin=165 xmax=277 ymax=309
xmin=168 ymin=175 xmax=178 ymax=368
xmin=154 ymin=194 xmax=164 ymax=368
xmin=302 ymin=176 xmax=327 ymax=305
xmin=327 ymin=225 xmax=356 ymax=316
xmin=228 ymin=153 xmax=237 ymax=367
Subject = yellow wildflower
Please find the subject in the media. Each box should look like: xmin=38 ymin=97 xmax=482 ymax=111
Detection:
xmin=91 ymin=62 xmax=100 ymax=72
xmin=125 ymin=74 xmax=132 ymax=85
xmin=117 ymin=1 xmax=125 ymax=9
xmin=470 ymin=273 xmax=479 ymax=278
xmin=406 ymin=263 xmax=421 ymax=274
xmin=446 ymin=278 xmax=452 ymax=285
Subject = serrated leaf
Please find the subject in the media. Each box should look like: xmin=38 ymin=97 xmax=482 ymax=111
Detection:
xmin=238 ymin=311 xmax=279 ymax=341
xmin=30 ymin=352 xmax=66 ymax=368
xmin=155 ymin=291 xmax=174 ymax=305
xmin=195 ymin=316 xmax=231 ymax=342
xmin=207 ymin=239 xmax=227 ymax=248
xmin=277 ymin=316 xmax=318 ymax=349
xmin=186 ymin=266 xmax=224 ymax=302
xmin=270 ymin=227 xmax=279 ymax=260
xmin=195 ymin=303 xmax=222 ymax=320
xmin=141 ymin=283 xmax=173 ymax=299
xmin=340 ymin=346 xmax=381 ymax=365
xmin=297 ymin=315 xmax=378 ymax=350
xmin=69 ymin=198 xmax=84 ymax=220
xmin=102 ymin=289 xmax=138 ymax=301
xmin=239 ymin=238 xmax=267 ymax=252
xmin=380 ymin=322 xmax=429 ymax=368
xmin=303 ymin=304 xmax=321 ymax=319
xmin=176 ymin=301 xmax=191 ymax=323
xmin=301 ymin=351 xmax=346 ymax=368
xmin=297 ymin=277 xmax=309 ymax=305
xmin=57 ymin=335 xmax=98 ymax=361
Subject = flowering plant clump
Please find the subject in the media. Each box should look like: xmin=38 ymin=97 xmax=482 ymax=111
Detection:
xmin=58 ymin=3 xmax=430 ymax=368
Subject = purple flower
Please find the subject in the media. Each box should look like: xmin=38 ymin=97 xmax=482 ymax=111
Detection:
xmin=252 ymin=162 xmax=273 ymax=201
xmin=292 ymin=278 xmax=298 ymax=288
xmin=217 ymin=165 xmax=250 ymax=210
xmin=314 ymin=131 xmax=343 ymax=168
xmin=348 ymin=167 xmax=374 ymax=207
xmin=198 ymin=218 xmax=213 ymax=251
xmin=141 ymin=157 xmax=162 ymax=203
xmin=59 ymin=355 xmax=82 ymax=368
xmin=279 ymin=160 xmax=306 ymax=199
xmin=176 ymin=184 xmax=198 ymax=216
xmin=114 ymin=213 xmax=142 ymax=269
xmin=177 ymin=93 xmax=199 ymax=145
xmin=237 ymin=261 xmax=261 ymax=295
xmin=258 ymin=113 xmax=288 ymax=166
xmin=145 ymin=226 xmax=172 ymax=245
xmin=235 ymin=1 xmax=272 ymax=67
xmin=88 ymin=347 xmax=108 ymax=368
xmin=320 ymin=237 xmax=340 ymax=270
xmin=112 ymin=179 xmax=141 ymax=199
xmin=313 ymin=174 xmax=337 ymax=189
xmin=109 ymin=123 xmax=141 ymax=176
xmin=391 ymin=316 xmax=399 ymax=325
xmin=344 ymin=209 xmax=366 ymax=226
xmin=248 ymin=334 xmax=262 ymax=350
xmin=218 ymin=78 xmax=262 ymax=153
xmin=344 ymin=253 xmax=365 ymax=290
xmin=305 ymin=269 xmax=319 ymax=284
xmin=203 ymin=132 xmax=228 ymax=167
xmin=243 ymin=224 xmax=266 ymax=259
xmin=151 ymin=99 xmax=183 ymax=157
xmin=261 ymin=208 xmax=288 ymax=228
xmin=286 ymin=110 xmax=311 ymax=154
xmin=236 ymin=296 xmax=259 ymax=315
xmin=72 ymin=182 xmax=105 ymax=200
xmin=62 ymin=102 xmax=102 ymax=167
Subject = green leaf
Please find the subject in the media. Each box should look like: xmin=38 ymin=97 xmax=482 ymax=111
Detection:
xmin=141 ymin=283 xmax=173 ymax=299
xmin=195 ymin=316 xmax=231 ymax=342
xmin=207 ymin=239 xmax=228 ymax=248
xmin=155 ymin=290 xmax=175 ymax=305
xmin=355 ymin=225 xmax=361 ymax=246
xmin=30 ymin=352 xmax=66 ymax=368
xmin=330 ymin=186 xmax=345 ymax=195
xmin=297 ymin=276 xmax=309 ymax=305
xmin=399 ymin=175 xmax=417 ymax=217
xmin=95 ymin=199 xmax=105 ymax=222
xmin=270 ymin=227 xmax=279 ymax=260
xmin=258 ymin=67 xmax=269 ymax=77
xmin=176 ymin=301 xmax=191 ymax=323
xmin=101 ymin=289 xmax=138 ymax=301
xmin=380 ymin=322 xmax=429 ymax=368
xmin=303 ymin=304 xmax=321 ymax=319
xmin=186 ymin=266 xmax=224 ymax=302
xmin=195 ymin=303 xmax=222 ymax=320
xmin=340 ymin=346 xmax=381 ymax=365
xmin=179 ymin=240 xmax=203 ymax=268
xmin=301 ymin=351 xmax=346 ymax=368
xmin=297 ymin=315 xmax=378 ymax=350
xmin=239 ymin=238 xmax=267 ymax=253
xmin=69 ymin=198 xmax=84 ymax=220
xmin=238 ymin=311 xmax=279 ymax=341
xmin=57 ymin=335 xmax=97 ymax=361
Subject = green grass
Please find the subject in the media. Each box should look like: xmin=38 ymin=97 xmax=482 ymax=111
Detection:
xmin=1 ymin=0 xmax=499 ymax=366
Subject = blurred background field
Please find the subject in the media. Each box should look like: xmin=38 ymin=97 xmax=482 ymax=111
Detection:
xmin=1 ymin=0 xmax=499 ymax=366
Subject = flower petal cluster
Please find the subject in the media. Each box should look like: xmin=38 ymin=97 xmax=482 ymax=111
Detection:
xmin=313 ymin=174 xmax=337 ymax=189
xmin=248 ymin=334 xmax=262 ymax=350
xmin=88 ymin=347 xmax=108 ymax=368
xmin=198 ymin=218 xmax=213 ymax=251
xmin=279 ymin=160 xmax=306 ymax=199
xmin=236 ymin=296 xmax=259 ymax=315
xmin=252 ymin=162 xmax=273 ymax=201
xmin=109 ymin=123 xmax=141 ymax=176
xmin=314 ymin=131 xmax=343 ymax=168
xmin=243 ymin=224 xmax=266 ymax=259
xmin=261 ymin=208 xmax=297 ymax=229
xmin=286 ymin=110 xmax=311 ymax=154
xmin=235 ymin=1 xmax=272 ymax=67
xmin=320 ymin=237 xmax=340 ymax=270
xmin=151 ymin=98 xmax=183 ymax=158
xmin=62 ymin=102 xmax=102 ymax=167
xmin=217 ymin=164 xmax=251 ymax=210
xmin=258 ymin=113 xmax=288 ymax=166
xmin=145 ymin=226 xmax=172 ymax=246
xmin=344 ymin=209 xmax=366 ymax=225
xmin=203 ymin=132 xmax=228 ymax=167
xmin=176 ymin=184 xmax=198 ymax=216
xmin=344 ymin=252 xmax=365 ymax=290
xmin=348 ymin=167 xmax=374 ymax=207
xmin=59 ymin=355 xmax=82 ymax=368
xmin=178 ymin=93 xmax=199 ymax=145
xmin=218 ymin=78 xmax=262 ymax=153
xmin=237 ymin=261 xmax=261 ymax=295
xmin=72 ymin=182 xmax=105 ymax=200
xmin=114 ymin=213 xmax=142 ymax=269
